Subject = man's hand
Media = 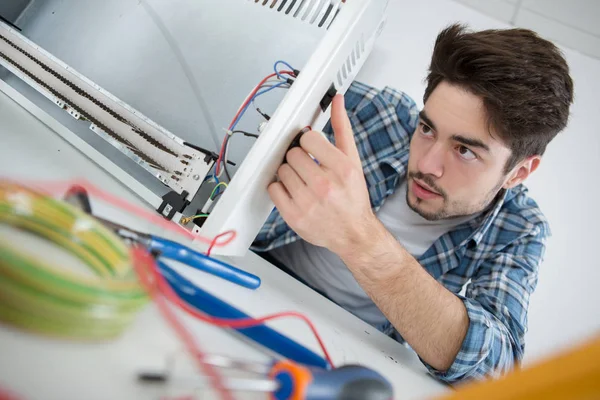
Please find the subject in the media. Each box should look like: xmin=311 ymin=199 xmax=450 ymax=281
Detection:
xmin=268 ymin=95 xmax=377 ymax=255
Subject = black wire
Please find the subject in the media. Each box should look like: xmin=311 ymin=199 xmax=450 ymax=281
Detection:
xmin=252 ymin=81 xmax=291 ymax=120
xmin=222 ymin=135 xmax=232 ymax=181
xmin=220 ymin=131 xmax=258 ymax=181
xmin=254 ymin=106 xmax=271 ymax=121
xmin=223 ymin=162 xmax=232 ymax=181
xmin=230 ymin=130 xmax=259 ymax=138
xmin=183 ymin=141 xmax=212 ymax=154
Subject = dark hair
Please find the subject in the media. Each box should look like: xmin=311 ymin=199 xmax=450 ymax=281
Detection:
xmin=424 ymin=24 xmax=574 ymax=172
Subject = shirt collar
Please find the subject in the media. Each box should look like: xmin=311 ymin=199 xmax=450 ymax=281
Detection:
xmin=464 ymin=190 xmax=509 ymax=245
xmin=464 ymin=185 xmax=535 ymax=245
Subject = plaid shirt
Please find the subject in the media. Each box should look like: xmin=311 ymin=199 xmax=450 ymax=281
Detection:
xmin=252 ymin=81 xmax=550 ymax=383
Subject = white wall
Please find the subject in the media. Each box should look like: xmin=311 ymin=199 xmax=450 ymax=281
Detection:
xmin=454 ymin=0 xmax=600 ymax=59
xmin=355 ymin=0 xmax=600 ymax=364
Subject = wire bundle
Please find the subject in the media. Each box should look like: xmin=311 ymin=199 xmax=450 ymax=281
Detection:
xmin=213 ymin=61 xmax=297 ymax=180
xmin=0 ymin=182 xmax=148 ymax=340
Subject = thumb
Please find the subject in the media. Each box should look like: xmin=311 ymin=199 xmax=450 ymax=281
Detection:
xmin=331 ymin=94 xmax=360 ymax=163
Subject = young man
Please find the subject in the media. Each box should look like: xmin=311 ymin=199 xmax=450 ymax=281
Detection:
xmin=252 ymin=24 xmax=574 ymax=383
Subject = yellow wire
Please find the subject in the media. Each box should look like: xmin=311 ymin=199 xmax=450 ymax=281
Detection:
xmin=210 ymin=182 xmax=228 ymax=200
xmin=0 ymin=181 xmax=147 ymax=340
xmin=180 ymin=213 xmax=209 ymax=225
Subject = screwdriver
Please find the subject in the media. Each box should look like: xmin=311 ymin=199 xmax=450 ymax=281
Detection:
xmin=268 ymin=360 xmax=393 ymax=400
xmin=139 ymin=356 xmax=393 ymax=400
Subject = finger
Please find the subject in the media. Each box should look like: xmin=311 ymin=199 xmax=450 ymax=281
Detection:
xmin=331 ymin=94 xmax=361 ymax=164
xmin=298 ymin=130 xmax=346 ymax=170
xmin=277 ymin=163 xmax=316 ymax=208
xmin=286 ymin=147 xmax=335 ymax=193
xmin=268 ymin=181 xmax=302 ymax=223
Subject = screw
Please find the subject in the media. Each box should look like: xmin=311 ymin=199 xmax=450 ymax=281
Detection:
xmin=193 ymin=174 xmax=200 ymax=181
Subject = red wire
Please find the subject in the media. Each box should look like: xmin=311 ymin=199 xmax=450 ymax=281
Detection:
xmin=215 ymin=70 xmax=296 ymax=176
xmin=131 ymin=247 xmax=235 ymax=400
xmin=152 ymin=259 xmax=336 ymax=369
xmin=206 ymin=230 xmax=236 ymax=257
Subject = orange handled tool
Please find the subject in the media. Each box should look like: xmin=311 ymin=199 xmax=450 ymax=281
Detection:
xmin=269 ymin=360 xmax=393 ymax=400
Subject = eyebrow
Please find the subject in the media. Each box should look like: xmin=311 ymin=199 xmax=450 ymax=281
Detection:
xmin=451 ymin=135 xmax=490 ymax=152
xmin=419 ymin=110 xmax=490 ymax=153
xmin=419 ymin=110 xmax=436 ymax=131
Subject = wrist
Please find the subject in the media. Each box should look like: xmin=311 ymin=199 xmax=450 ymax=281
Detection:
xmin=337 ymin=213 xmax=413 ymax=280
xmin=337 ymin=213 xmax=389 ymax=261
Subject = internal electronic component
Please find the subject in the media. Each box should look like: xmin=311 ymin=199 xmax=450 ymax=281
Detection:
xmin=0 ymin=24 xmax=213 ymax=213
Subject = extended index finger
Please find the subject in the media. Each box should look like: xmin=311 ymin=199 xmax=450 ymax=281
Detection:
xmin=331 ymin=95 xmax=361 ymax=164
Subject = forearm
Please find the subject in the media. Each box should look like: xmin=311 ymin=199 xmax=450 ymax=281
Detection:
xmin=338 ymin=217 xmax=469 ymax=371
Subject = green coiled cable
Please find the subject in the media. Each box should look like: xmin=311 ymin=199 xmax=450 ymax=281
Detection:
xmin=0 ymin=182 xmax=148 ymax=340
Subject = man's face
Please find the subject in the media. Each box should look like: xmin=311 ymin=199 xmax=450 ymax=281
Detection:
xmin=406 ymin=81 xmax=514 ymax=220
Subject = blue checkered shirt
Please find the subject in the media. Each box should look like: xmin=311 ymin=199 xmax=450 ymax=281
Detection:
xmin=251 ymin=81 xmax=550 ymax=383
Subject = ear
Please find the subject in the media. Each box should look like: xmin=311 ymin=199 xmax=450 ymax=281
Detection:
xmin=503 ymin=156 xmax=541 ymax=189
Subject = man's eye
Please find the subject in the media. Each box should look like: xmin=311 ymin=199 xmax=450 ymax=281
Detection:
xmin=419 ymin=122 xmax=433 ymax=136
xmin=457 ymin=146 xmax=477 ymax=161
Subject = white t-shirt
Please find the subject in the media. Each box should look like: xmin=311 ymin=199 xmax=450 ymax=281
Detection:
xmin=269 ymin=180 xmax=476 ymax=328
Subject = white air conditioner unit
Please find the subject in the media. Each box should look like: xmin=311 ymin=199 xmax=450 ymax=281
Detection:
xmin=0 ymin=0 xmax=390 ymax=256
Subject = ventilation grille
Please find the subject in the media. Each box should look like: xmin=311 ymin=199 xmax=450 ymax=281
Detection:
xmin=336 ymin=35 xmax=364 ymax=88
xmin=250 ymin=0 xmax=345 ymax=29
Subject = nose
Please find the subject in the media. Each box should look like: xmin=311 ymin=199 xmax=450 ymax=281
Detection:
xmin=417 ymin=143 xmax=444 ymax=178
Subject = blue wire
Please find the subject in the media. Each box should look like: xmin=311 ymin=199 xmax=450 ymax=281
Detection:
xmin=203 ymin=174 xmax=215 ymax=183
xmin=204 ymin=174 xmax=223 ymax=195
xmin=256 ymin=81 xmax=289 ymax=96
xmin=212 ymin=175 xmax=221 ymax=195
xmin=230 ymin=81 xmax=288 ymax=131
xmin=274 ymin=60 xmax=295 ymax=80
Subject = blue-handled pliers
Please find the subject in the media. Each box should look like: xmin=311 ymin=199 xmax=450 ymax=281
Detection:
xmin=105 ymin=220 xmax=261 ymax=290
xmin=62 ymin=185 xmax=260 ymax=290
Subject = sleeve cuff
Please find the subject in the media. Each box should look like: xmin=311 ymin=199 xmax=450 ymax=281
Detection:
xmin=421 ymin=296 xmax=517 ymax=383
